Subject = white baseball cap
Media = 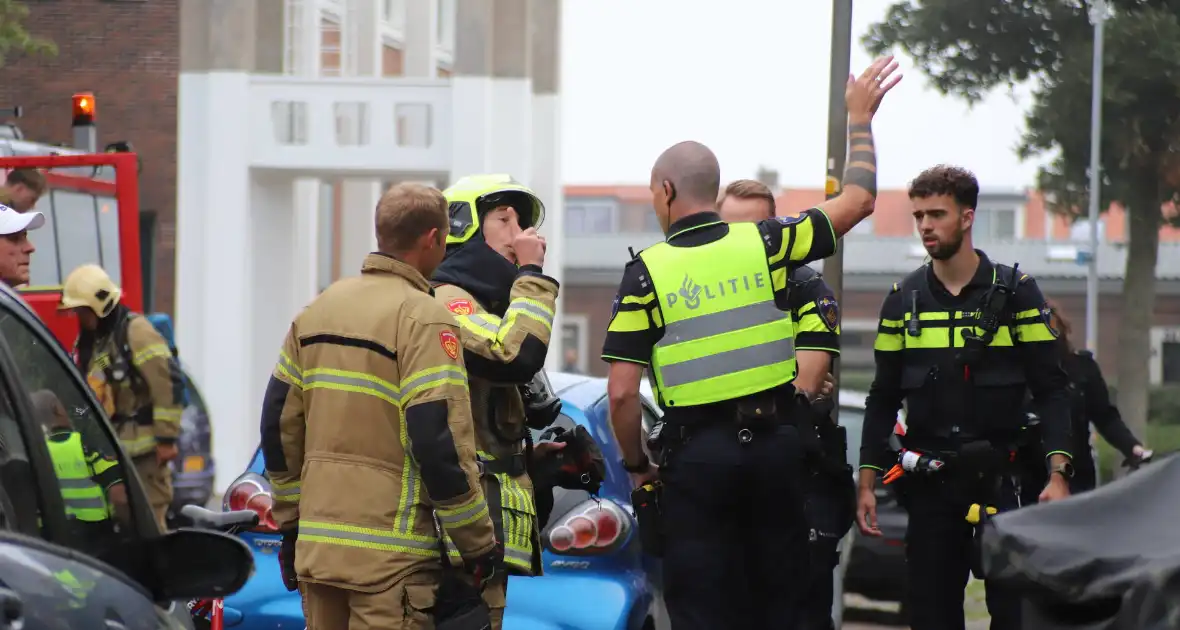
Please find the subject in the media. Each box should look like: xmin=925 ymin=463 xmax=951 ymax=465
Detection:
xmin=0 ymin=203 xmax=44 ymax=236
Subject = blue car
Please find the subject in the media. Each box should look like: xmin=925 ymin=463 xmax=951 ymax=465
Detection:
xmin=218 ymin=371 xmax=666 ymax=630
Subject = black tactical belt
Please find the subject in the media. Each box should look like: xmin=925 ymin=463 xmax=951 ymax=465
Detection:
xmin=478 ymin=452 xmax=526 ymax=477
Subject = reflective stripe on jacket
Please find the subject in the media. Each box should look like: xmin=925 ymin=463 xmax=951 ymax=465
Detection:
xmin=641 ymin=221 xmax=797 ymax=407
xmin=434 ymin=273 xmax=559 ymax=576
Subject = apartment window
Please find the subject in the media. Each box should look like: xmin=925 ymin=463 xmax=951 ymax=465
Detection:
xmin=973 ymin=206 xmax=1018 ymax=240
xmin=561 ymin=315 xmax=589 ymax=374
xmin=283 ymin=0 xmax=305 ymax=74
xmin=320 ymin=16 xmax=342 ymax=77
xmin=566 ymin=202 xmax=617 ymax=235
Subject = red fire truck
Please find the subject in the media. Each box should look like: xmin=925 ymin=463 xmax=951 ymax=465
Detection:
xmin=2 ymin=94 xmax=143 ymax=347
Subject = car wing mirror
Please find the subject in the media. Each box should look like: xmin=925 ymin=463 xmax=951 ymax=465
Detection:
xmin=140 ymin=529 xmax=254 ymax=601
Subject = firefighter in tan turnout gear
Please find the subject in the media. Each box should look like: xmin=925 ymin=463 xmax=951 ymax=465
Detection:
xmin=261 ymin=183 xmax=500 ymax=630
xmin=432 ymin=174 xmax=560 ymax=628
xmin=60 ymin=263 xmax=183 ymax=531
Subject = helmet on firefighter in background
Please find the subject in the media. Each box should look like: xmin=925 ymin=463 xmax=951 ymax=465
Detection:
xmin=58 ymin=264 xmax=122 ymax=317
xmin=442 ymin=174 xmax=546 ymax=246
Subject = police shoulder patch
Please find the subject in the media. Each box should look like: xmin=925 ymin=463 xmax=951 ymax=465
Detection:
xmin=610 ymin=295 xmax=621 ymax=320
xmin=816 ymin=296 xmax=840 ymax=332
xmin=446 ymin=298 xmax=474 ymax=316
xmin=776 ymin=214 xmax=804 ymax=226
xmin=1039 ymin=302 xmax=1060 ymax=338
xmin=439 ymin=330 xmax=460 ymax=359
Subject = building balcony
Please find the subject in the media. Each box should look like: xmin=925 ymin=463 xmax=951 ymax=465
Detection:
xmin=565 ymin=232 xmax=1180 ymax=286
xmin=247 ymin=75 xmax=452 ymax=177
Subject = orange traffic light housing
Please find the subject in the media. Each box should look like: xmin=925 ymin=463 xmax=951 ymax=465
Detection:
xmin=72 ymin=93 xmax=96 ymax=126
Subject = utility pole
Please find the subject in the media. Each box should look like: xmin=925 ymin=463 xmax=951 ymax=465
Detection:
xmin=1085 ymin=0 xmax=1107 ymax=357
xmin=825 ymin=0 xmax=854 ymax=398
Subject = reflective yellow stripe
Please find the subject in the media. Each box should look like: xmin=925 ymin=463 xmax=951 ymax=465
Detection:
xmin=270 ymin=478 xmax=302 ymax=503
xmin=436 ymin=495 xmax=490 ymax=529
xmin=153 ymin=406 xmax=181 ymax=423
xmin=274 ymin=350 xmax=303 ymax=387
xmin=900 ymin=311 xmax=1016 ymax=349
xmin=400 ymin=365 xmax=467 ymax=400
xmin=607 ymin=310 xmax=648 ymax=333
xmin=875 ymin=317 xmax=904 ymax=351
xmin=771 ymin=266 xmax=787 ymax=291
xmin=131 ymin=344 xmax=172 ymax=366
xmin=298 ymin=520 xmax=441 ymax=556
xmin=621 ymin=293 xmax=654 ymax=306
xmin=121 ymin=434 xmax=156 ymax=457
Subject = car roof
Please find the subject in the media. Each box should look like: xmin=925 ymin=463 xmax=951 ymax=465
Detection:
xmin=546 ymin=370 xmax=869 ymax=411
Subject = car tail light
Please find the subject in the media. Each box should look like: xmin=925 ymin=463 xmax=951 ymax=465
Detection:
xmin=222 ymin=472 xmax=279 ymax=533
xmin=543 ymin=499 xmax=631 ymax=555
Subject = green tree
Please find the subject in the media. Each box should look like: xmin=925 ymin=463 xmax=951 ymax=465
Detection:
xmin=865 ymin=0 xmax=1180 ymax=450
xmin=0 ymin=0 xmax=55 ymax=67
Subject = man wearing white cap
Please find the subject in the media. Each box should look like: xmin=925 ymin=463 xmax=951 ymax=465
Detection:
xmin=0 ymin=202 xmax=45 ymax=288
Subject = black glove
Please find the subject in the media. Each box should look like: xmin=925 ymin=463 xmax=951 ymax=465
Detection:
xmin=464 ymin=544 xmax=503 ymax=590
xmin=279 ymin=529 xmax=298 ymax=592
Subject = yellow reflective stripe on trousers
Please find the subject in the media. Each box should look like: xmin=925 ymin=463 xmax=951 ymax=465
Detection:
xmin=498 ymin=475 xmax=535 ymax=570
xmin=298 ymin=520 xmax=441 ymax=556
xmin=132 ymin=343 xmax=172 ymax=366
xmin=271 ymin=478 xmax=301 ymax=503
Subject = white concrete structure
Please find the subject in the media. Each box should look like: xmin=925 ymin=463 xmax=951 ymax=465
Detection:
xmin=176 ymin=0 xmax=565 ymax=491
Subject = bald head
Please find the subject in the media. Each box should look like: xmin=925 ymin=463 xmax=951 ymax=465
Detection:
xmin=651 ymin=141 xmax=721 ymax=207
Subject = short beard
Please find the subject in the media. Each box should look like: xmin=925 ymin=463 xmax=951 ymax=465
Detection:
xmin=927 ymin=231 xmax=964 ymax=261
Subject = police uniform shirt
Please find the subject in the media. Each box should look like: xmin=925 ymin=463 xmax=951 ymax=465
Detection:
xmin=602 ymin=208 xmax=837 ymax=423
xmin=859 ymin=252 xmax=1072 ymax=471
xmin=788 ymin=265 xmax=840 ymax=356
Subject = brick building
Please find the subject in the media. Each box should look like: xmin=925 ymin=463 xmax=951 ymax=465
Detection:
xmin=0 ymin=0 xmax=181 ymax=311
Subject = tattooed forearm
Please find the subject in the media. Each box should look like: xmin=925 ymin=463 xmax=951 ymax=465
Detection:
xmin=844 ymin=122 xmax=878 ymax=196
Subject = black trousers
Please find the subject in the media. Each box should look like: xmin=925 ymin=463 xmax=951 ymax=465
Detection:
xmin=799 ymin=537 xmax=838 ymax=630
xmin=901 ymin=474 xmax=1022 ymax=630
xmin=661 ymin=422 xmax=810 ymax=630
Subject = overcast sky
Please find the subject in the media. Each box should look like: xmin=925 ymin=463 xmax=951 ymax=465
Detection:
xmin=560 ymin=0 xmax=1052 ymax=190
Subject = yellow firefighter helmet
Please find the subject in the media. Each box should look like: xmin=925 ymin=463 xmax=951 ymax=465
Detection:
xmin=58 ymin=264 xmax=122 ymax=317
xmin=443 ymin=174 xmax=546 ymax=246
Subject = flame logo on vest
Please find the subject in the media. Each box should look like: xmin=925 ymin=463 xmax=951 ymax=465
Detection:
xmin=679 ymin=275 xmax=702 ymax=310
xmin=665 ymin=272 xmax=768 ymax=310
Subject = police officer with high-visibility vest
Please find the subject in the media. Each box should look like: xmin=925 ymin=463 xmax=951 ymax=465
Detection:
xmin=856 ymin=165 xmax=1074 ymax=630
xmin=30 ymin=389 xmax=127 ymax=550
xmin=605 ymin=57 xmax=900 ymax=630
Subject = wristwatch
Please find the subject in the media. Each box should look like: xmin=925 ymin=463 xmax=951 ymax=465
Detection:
xmin=622 ymin=453 xmax=651 ymax=473
xmin=1049 ymin=461 xmax=1075 ymax=480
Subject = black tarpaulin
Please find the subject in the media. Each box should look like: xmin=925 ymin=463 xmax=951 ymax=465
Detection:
xmin=981 ymin=454 xmax=1180 ymax=630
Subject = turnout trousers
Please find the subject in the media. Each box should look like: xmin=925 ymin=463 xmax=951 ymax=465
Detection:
xmin=300 ymin=570 xmax=440 ymax=630
xmin=133 ymin=453 xmax=172 ymax=531
xmin=901 ymin=473 xmax=1022 ymax=630
xmin=661 ymin=422 xmax=810 ymax=630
